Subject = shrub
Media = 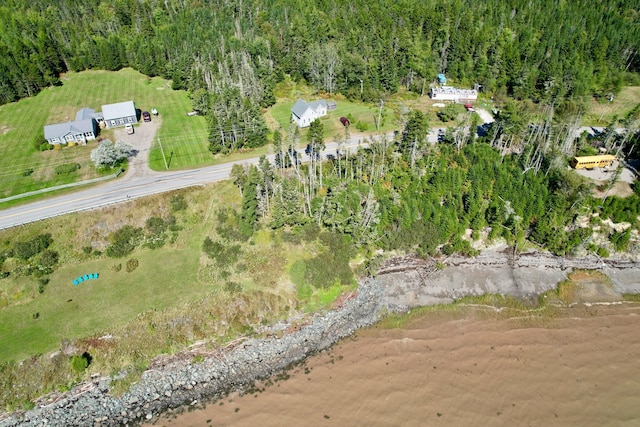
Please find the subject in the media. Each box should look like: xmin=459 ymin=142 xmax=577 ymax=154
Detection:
xmin=202 ymin=237 xmax=241 ymax=266
xmin=38 ymin=250 xmax=59 ymax=269
xmin=437 ymin=104 xmax=458 ymax=122
xmin=596 ymin=246 xmax=610 ymax=258
xmin=106 ymin=225 xmax=143 ymax=258
xmin=54 ymin=163 xmax=81 ymax=175
xmin=225 ymin=281 xmax=242 ymax=294
xmin=22 ymin=168 xmax=34 ymax=177
xmin=12 ymin=234 xmax=53 ymax=260
xmin=37 ymin=278 xmax=49 ymax=294
xmin=303 ymin=232 xmax=355 ymax=289
xmin=355 ymin=121 xmax=368 ymax=132
xmin=126 ymin=258 xmax=139 ymax=273
xmin=170 ymin=194 xmax=187 ymax=212
xmin=70 ymin=352 xmax=92 ymax=374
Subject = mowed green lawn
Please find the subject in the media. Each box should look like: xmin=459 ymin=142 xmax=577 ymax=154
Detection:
xmin=0 ymin=235 xmax=205 ymax=363
xmin=0 ymin=68 xmax=208 ymax=196
xmin=267 ymin=98 xmax=398 ymax=142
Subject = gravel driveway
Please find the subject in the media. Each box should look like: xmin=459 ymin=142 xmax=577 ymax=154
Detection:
xmin=112 ymin=117 xmax=161 ymax=180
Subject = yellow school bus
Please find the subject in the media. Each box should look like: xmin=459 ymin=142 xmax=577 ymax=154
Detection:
xmin=570 ymin=155 xmax=616 ymax=170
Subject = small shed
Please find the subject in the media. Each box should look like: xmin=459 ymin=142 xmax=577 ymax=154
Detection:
xmin=327 ymin=101 xmax=337 ymax=111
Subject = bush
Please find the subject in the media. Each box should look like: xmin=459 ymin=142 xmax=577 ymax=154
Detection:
xmin=170 ymin=194 xmax=187 ymax=211
xmin=125 ymin=258 xmax=139 ymax=273
xmin=202 ymin=237 xmax=241 ymax=266
xmin=355 ymin=121 xmax=368 ymax=132
xmin=54 ymin=163 xmax=81 ymax=175
xmin=70 ymin=352 xmax=92 ymax=374
xmin=38 ymin=250 xmax=59 ymax=269
xmin=106 ymin=225 xmax=143 ymax=258
xmin=437 ymin=104 xmax=459 ymax=122
xmin=37 ymin=278 xmax=49 ymax=294
xmin=12 ymin=234 xmax=53 ymax=260
xmin=303 ymin=232 xmax=355 ymax=289
xmin=22 ymin=168 xmax=34 ymax=177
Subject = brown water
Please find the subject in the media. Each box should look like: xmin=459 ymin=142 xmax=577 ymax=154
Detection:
xmin=147 ymin=305 xmax=640 ymax=427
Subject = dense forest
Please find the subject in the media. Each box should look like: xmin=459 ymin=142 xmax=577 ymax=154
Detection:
xmin=1 ymin=0 xmax=639 ymax=258
xmin=2 ymin=0 xmax=640 ymax=151
xmin=222 ymin=114 xmax=640 ymax=275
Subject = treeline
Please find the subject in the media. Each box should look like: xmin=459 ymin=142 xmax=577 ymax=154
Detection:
xmin=228 ymin=115 xmax=639 ymax=259
xmin=2 ymin=1 xmax=640 ymax=110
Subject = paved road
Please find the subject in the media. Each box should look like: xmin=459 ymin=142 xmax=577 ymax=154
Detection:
xmin=0 ymin=132 xmax=394 ymax=230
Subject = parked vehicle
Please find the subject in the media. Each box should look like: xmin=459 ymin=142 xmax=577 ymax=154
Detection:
xmin=125 ymin=124 xmax=134 ymax=134
xmin=464 ymin=103 xmax=475 ymax=112
xmin=142 ymin=111 xmax=151 ymax=122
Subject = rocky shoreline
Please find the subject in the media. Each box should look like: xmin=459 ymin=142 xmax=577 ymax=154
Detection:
xmin=2 ymin=248 xmax=639 ymax=427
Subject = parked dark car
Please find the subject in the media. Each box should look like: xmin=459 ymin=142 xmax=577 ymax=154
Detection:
xmin=339 ymin=117 xmax=350 ymax=127
xmin=142 ymin=111 xmax=151 ymax=122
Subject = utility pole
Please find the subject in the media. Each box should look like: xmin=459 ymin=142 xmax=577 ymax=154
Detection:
xmin=158 ymin=137 xmax=168 ymax=170
xmin=359 ymin=79 xmax=363 ymax=95
xmin=377 ymin=99 xmax=384 ymax=130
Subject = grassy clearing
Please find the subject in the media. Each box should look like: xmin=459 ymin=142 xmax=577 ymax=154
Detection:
xmin=0 ymin=180 xmax=355 ymax=410
xmin=583 ymin=86 xmax=640 ymax=126
xmin=266 ymin=95 xmax=397 ymax=143
xmin=0 ymin=68 xmax=196 ymax=197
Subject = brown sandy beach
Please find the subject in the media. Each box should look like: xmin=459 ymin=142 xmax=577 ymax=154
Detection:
xmin=149 ymin=303 xmax=640 ymax=427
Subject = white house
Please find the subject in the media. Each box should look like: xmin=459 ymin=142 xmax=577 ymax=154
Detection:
xmin=44 ymin=107 xmax=100 ymax=145
xmin=430 ymin=86 xmax=478 ymax=102
xmin=291 ymin=99 xmax=328 ymax=128
xmin=102 ymin=100 xmax=138 ymax=128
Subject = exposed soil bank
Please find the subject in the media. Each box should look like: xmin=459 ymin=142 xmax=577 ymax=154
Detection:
xmin=2 ymin=248 xmax=639 ymax=427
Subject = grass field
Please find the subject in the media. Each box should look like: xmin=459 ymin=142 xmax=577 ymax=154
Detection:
xmin=0 ymin=180 xmax=328 ymax=365
xmin=582 ymin=86 xmax=640 ymax=126
xmin=0 ymin=68 xmax=204 ymax=196
xmin=0 ymin=247 xmax=204 ymax=362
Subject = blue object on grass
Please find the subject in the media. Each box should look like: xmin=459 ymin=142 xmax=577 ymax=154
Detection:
xmin=73 ymin=273 xmax=100 ymax=285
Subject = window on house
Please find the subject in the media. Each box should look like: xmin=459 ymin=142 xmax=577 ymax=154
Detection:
xmin=128 ymin=117 xmax=133 ymax=122
xmin=119 ymin=118 xmax=125 ymax=124
xmin=110 ymin=120 xmax=116 ymax=126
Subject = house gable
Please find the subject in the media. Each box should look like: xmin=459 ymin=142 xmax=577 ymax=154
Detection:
xmin=291 ymin=99 xmax=329 ymax=128
xmin=44 ymin=107 xmax=99 ymax=145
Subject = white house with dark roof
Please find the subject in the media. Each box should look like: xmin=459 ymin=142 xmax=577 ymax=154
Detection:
xmin=101 ymin=100 xmax=137 ymax=128
xmin=44 ymin=108 xmax=100 ymax=145
xmin=291 ymin=99 xmax=328 ymax=128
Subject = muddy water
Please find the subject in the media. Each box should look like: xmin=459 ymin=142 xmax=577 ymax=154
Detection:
xmin=147 ymin=305 xmax=640 ymax=427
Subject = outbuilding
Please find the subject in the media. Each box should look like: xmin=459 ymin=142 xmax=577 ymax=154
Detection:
xmin=101 ymin=101 xmax=138 ymax=128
